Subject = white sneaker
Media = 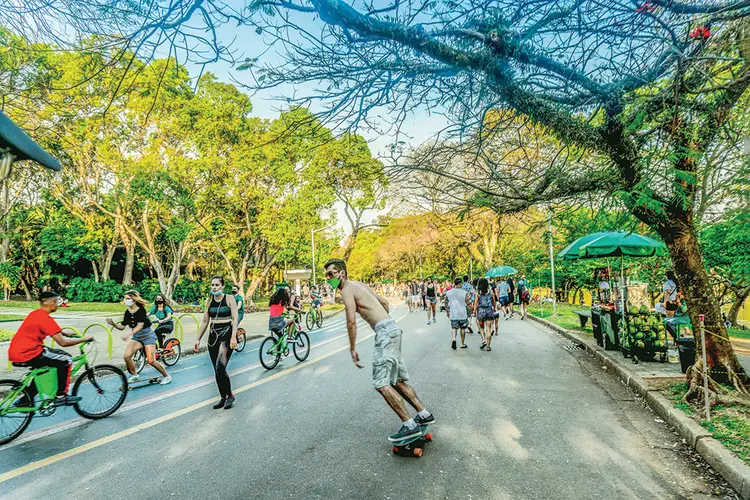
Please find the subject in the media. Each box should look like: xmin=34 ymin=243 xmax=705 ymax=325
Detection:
xmin=159 ymin=376 xmax=172 ymax=385
xmin=127 ymin=374 xmax=140 ymax=383
xmin=426 ymin=320 xmax=431 ymax=325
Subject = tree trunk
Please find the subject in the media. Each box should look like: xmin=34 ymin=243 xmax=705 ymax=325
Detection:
xmin=342 ymin=224 xmax=360 ymax=261
xmin=91 ymin=260 xmax=100 ymax=283
xmin=19 ymin=277 xmax=32 ymax=300
xmin=122 ymin=241 xmax=135 ymax=285
xmin=246 ymin=255 xmax=277 ymax=305
xmin=166 ymin=241 xmax=185 ymax=300
xmin=660 ymin=227 xmax=749 ymax=398
xmin=101 ymin=223 xmax=118 ymax=281
xmin=0 ymin=182 xmax=10 ymax=263
xmin=727 ymin=286 xmax=750 ymax=327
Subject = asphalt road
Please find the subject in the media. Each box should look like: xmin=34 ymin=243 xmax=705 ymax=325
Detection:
xmin=0 ymin=305 xmax=738 ymax=499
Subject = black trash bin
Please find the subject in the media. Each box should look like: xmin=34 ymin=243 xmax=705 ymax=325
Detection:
xmin=676 ymin=337 xmax=696 ymax=374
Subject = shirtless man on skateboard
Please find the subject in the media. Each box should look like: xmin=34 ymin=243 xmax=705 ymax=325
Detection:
xmin=324 ymin=258 xmax=435 ymax=442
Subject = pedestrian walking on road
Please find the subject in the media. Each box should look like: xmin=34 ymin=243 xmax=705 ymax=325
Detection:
xmin=473 ymin=278 xmax=497 ymax=351
xmin=425 ymin=279 xmax=438 ymax=325
xmin=446 ymin=277 xmax=471 ymax=349
xmin=506 ymin=276 xmax=516 ymax=317
xmin=496 ymin=279 xmax=511 ymax=320
xmin=461 ymin=275 xmax=475 ymax=334
xmin=516 ymin=275 xmax=531 ymax=319
xmin=324 ymin=258 xmax=435 ymax=442
xmin=195 ymin=276 xmax=239 ymax=410
xmin=108 ymin=290 xmax=172 ymax=386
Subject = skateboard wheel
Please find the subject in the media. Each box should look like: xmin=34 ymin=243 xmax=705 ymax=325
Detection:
xmin=413 ymin=448 xmax=423 ymax=457
xmin=392 ymin=446 xmax=399 ymax=454
xmin=425 ymin=433 xmax=433 ymax=441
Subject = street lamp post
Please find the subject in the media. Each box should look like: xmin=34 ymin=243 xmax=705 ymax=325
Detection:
xmin=311 ymin=225 xmax=333 ymax=285
xmin=547 ymin=206 xmax=557 ymax=315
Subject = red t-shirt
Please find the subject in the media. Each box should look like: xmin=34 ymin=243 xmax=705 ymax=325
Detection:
xmin=8 ymin=309 xmax=62 ymax=362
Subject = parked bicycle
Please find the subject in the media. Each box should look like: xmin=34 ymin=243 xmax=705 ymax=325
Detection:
xmin=0 ymin=336 xmax=128 ymax=445
xmin=259 ymin=313 xmax=310 ymax=370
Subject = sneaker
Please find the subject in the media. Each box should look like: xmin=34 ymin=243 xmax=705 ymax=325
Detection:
xmin=223 ymin=396 xmax=235 ymax=409
xmin=460 ymin=344 xmax=468 ymax=349
xmin=426 ymin=320 xmax=431 ymax=325
xmin=414 ymin=413 xmax=435 ymax=425
xmin=53 ymin=395 xmax=82 ymax=407
xmin=388 ymin=424 xmax=422 ymax=442
xmin=480 ymin=342 xmax=486 ymax=350
xmin=212 ymin=398 xmax=226 ymax=409
xmin=127 ymin=374 xmax=141 ymax=383
xmin=451 ymin=340 xmax=457 ymax=350
xmin=159 ymin=376 xmax=172 ymax=385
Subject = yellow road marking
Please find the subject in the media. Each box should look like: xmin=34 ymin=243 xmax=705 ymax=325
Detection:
xmin=0 ymin=311 xmax=407 ymax=485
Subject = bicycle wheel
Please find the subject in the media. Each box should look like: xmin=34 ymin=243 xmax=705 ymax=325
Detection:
xmin=235 ymin=329 xmax=247 ymax=352
xmin=316 ymin=310 xmax=323 ymax=329
xmin=293 ymin=331 xmax=311 ymax=362
xmin=259 ymin=335 xmax=281 ymax=370
xmin=161 ymin=338 xmax=181 ymax=367
xmin=72 ymin=364 xmax=128 ymax=419
xmin=0 ymin=380 xmax=34 ymax=445
xmin=132 ymin=349 xmax=146 ymax=374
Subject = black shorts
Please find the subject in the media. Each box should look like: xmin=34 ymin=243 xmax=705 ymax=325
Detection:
xmin=507 ymin=292 xmax=515 ymax=303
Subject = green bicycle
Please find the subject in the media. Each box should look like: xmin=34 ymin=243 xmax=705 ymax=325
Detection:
xmin=259 ymin=313 xmax=311 ymax=370
xmin=305 ymin=302 xmax=323 ymax=330
xmin=0 ymin=337 xmax=128 ymax=445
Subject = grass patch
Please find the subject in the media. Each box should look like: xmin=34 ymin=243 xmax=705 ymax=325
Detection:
xmin=728 ymin=327 xmax=750 ymax=340
xmin=535 ymin=302 xmax=592 ymax=335
xmin=321 ymin=303 xmax=344 ymax=311
xmin=0 ymin=300 xmax=126 ymax=313
xmin=0 ymin=329 xmax=13 ymax=342
xmin=0 ymin=314 xmax=26 ymax=322
xmin=664 ymin=382 xmax=750 ymax=464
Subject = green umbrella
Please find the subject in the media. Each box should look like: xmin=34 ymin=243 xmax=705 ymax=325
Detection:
xmin=557 ymin=232 xmax=612 ymax=261
xmin=485 ymin=266 xmax=517 ymax=278
xmin=557 ymin=231 xmax=666 ymax=311
xmin=577 ymin=231 xmax=665 ymax=259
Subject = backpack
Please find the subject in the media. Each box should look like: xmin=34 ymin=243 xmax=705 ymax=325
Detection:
xmin=478 ymin=292 xmax=492 ymax=308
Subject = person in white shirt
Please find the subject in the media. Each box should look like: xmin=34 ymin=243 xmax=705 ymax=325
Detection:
xmin=445 ymin=278 xmax=471 ymax=350
xmin=662 ymin=271 xmax=678 ymax=317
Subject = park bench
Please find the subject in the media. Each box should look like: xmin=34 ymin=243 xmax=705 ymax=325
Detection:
xmin=574 ymin=310 xmax=592 ymax=328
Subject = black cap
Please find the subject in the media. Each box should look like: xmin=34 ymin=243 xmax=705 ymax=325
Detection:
xmin=40 ymin=291 xmax=59 ymax=301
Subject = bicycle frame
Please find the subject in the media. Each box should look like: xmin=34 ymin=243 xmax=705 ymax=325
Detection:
xmin=0 ymin=344 xmax=91 ymax=415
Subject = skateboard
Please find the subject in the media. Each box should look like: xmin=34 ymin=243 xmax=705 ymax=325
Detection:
xmin=391 ymin=425 xmax=433 ymax=458
xmin=128 ymin=377 xmax=161 ymax=390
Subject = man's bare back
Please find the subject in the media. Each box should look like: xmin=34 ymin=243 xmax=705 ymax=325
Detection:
xmin=340 ymin=279 xmax=390 ymax=329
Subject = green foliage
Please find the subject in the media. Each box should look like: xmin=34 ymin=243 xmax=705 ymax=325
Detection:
xmin=0 ymin=263 xmax=21 ymax=294
xmin=66 ymin=278 xmax=126 ymax=303
xmin=0 ymin=329 xmax=14 ymax=342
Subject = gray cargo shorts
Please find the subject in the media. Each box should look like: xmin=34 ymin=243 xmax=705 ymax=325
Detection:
xmin=372 ymin=318 xmax=409 ymax=389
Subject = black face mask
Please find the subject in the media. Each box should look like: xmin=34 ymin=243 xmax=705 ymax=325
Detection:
xmin=156 ymin=299 xmax=164 ymax=304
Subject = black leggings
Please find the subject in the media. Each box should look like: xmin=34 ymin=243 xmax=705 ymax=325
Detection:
xmin=208 ymin=325 xmax=233 ymax=399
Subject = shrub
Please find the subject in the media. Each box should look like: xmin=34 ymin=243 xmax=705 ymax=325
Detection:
xmin=66 ymin=278 xmax=126 ymax=302
xmin=0 ymin=329 xmax=14 ymax=342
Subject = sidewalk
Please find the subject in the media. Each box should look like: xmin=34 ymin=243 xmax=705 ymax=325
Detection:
xmin=527 ymin=313 xmax=750 ymax=499
xmin=0 ymin=308 xmax=344 ymax=380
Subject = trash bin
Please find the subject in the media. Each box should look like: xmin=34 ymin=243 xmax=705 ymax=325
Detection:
xmin=675 ymin=337 xmax=696 ymax=374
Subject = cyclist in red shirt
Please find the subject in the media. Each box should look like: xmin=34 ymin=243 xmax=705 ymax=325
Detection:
xmin=8 ymin=291 xmax=93 ymax=406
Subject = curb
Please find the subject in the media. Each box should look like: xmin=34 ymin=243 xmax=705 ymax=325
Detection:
xmin=527 ymin=313 xmax=750 ymax=499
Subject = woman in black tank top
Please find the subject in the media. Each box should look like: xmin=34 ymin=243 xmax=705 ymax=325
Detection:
xmin=195 ymin=275 xmax=239 ymax=409
xmin=425 ymin=279 xmax=438 ymax=325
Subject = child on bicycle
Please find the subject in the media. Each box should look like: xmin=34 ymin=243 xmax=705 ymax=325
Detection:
xmin=8 ymin=291 xmax=93 ymax=406
xmin=148 ymin=293 xmax=174 ymax=348
xmin=268 ymin=287 xmax=305 ymax=338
